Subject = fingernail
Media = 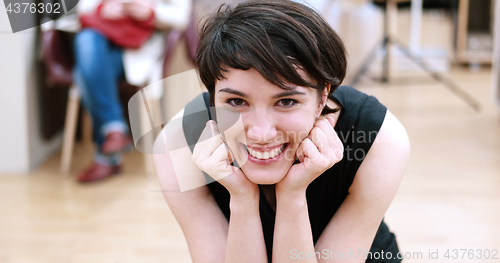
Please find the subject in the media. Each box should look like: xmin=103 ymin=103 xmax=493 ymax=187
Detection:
xmin=209 ymin=121 xmax=215 ymax=136
xmin=209 ymin=121 xmax=219 ymax=136
xmin=206 ymin=121 xmax=214 ymax=136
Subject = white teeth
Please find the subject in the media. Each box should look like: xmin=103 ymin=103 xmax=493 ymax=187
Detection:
xmin=269 ymin=147 xmax=279 ymax=158
xmin=247 ymin=144 xmax=286 ymax=160
xmin=268 ymin=149 xmax=276 ymax=158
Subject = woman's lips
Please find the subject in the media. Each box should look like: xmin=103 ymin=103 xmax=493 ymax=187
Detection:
xmin=242 ymin=143 xmax=289 ymax=164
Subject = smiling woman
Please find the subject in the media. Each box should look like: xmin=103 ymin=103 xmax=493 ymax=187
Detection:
xmin=154 ymin=1 xmax=410 ymax=263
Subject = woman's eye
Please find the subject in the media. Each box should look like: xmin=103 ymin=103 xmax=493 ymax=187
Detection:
xmin=227 ymin=98 xmax=246 ymax=107
xmin=277 ymin=99 xmax=297 ymax=107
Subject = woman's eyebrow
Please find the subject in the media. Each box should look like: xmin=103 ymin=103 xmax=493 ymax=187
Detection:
xmin=218 ymin=88 xmax=306 ymax=99
xmin=218 ymin=88 xmax=247 ymax=97
xmin=272 ymin=90 xmax=306 ymax=99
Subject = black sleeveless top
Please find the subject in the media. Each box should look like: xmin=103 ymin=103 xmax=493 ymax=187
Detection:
xmin=182 ymin=86 xmax=401 ymax=263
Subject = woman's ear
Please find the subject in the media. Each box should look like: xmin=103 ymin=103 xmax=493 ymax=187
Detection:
xmin=317 ymin=83 xmax=331 ymax=116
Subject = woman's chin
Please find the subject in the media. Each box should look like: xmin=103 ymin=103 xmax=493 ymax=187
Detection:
xmin=249 ymin=174 xmax=284 ymax=185
xmin=241 ymin=165 xmax=290 ymax=185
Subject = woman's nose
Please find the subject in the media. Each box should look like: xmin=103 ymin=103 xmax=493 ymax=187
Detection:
xmin=246 ymin=112 xmax=278 ymax=143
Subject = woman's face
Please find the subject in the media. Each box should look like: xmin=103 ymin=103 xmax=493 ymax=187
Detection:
xmin=214 ymin=68 xmax=328 ymax=185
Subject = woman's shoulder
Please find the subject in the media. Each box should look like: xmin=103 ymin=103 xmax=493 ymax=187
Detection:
xmin=332 ymin=86 xmax=387 ymax=135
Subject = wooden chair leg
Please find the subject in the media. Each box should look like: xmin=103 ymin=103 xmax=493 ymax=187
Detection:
xmin=82 ymin=110 xmax=93 ymax=146
xmin=60 ymin=85 xmax=81 ymax=175
xmin=382 ymin=0 xmax=398 ymax=82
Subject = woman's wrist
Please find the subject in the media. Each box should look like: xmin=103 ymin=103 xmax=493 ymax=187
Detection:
xmin=229 ymin=189 xmax=260 ymax=212
xmin=275 ymin=187 xmax=307 ymax=209
xmin=275 ymin=183 xmax=307 ymax=199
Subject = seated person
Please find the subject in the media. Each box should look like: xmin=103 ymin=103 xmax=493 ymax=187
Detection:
xmin=73 ymin=0 xmax=191 ymax=182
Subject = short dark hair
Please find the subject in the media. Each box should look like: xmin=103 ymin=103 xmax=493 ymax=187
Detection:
xmin=196 ymin=0 xmax=347 ymax=114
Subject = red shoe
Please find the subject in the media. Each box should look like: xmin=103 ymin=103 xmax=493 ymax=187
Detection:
xmin=101 ymin=132 xmax=133 ymax=156
xmin=77 ymin=162 xmax=121 ymax=183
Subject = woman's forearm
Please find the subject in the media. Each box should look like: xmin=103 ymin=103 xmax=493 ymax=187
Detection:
xmin=226 ymin=192 xmax=268 ymax=263
xmin=273 ymin=189 xmax=318 ymax=263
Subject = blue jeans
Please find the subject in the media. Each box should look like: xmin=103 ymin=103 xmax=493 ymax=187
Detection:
xmin=73 ymin=29 xmax=128 ymax=165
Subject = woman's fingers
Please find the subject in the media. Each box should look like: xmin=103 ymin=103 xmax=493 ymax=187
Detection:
xmin=309 ymin=126 xmax=329 ymax=153
xmin=206 ymin=120 xmax=234 ymax=164
xmin=314 ymin=117 xmax=336 ymax=148
xmin=323 ymin=116 xmax=344 ymax=160
xmin=211 ymin=142 xmax=230 ymax=165
xmin=193 ymin=136 xmax=221 ymax=165
xmin=307 ymin=117 xmax=344 ymax=164
xmin=299 ymin=137 xmax=320 ymax=161
xmin=192 ymin=120 xmax=239 ymax=180
xmin=190 ymin=121 xmax=257 ymax=197
xmin=192 ymin=121 xmax=224 ymax=169
xmin=206 ymin=143 xmax=233 ymax=180
xmin=280 ymin=115 xmax=344 ymax=192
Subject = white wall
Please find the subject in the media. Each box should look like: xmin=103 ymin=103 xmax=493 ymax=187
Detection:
xmin=0 ymin=5 xmax=63 ymax=174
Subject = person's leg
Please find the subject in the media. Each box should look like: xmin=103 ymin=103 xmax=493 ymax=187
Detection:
xmin=74 ymin=29 xmax=127 ymax=148
xmin=73 ymin=29 xmax=129 ymax=181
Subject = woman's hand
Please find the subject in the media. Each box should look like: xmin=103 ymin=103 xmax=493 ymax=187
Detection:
xmin=123 ymin=0 xmax=155 ymax=21
xmin=276 ymin=116 xmax=344 ymax=195
xmin=192 ymin=120 xmax=259 ymax=199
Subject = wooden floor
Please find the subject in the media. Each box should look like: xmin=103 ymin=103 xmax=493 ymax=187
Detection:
xmin=1 ymin=7 xmax=500 ymax=263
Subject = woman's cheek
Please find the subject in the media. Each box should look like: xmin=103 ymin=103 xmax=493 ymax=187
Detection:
xmin=282 ymin=119 xmax=314 ymax=143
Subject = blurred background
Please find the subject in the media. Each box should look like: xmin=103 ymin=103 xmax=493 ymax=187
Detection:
xmin=0 ymin=0 xmax=499 ymax=262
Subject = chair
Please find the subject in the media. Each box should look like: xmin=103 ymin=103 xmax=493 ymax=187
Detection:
xmin=41 ymin=16 xmax=197 ymax=174
xmin=351 ymin=0 xmax=418 ymax=83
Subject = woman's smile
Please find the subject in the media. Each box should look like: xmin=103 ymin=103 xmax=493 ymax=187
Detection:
xmin=244 ymin=143 xmax=288 ymax=163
